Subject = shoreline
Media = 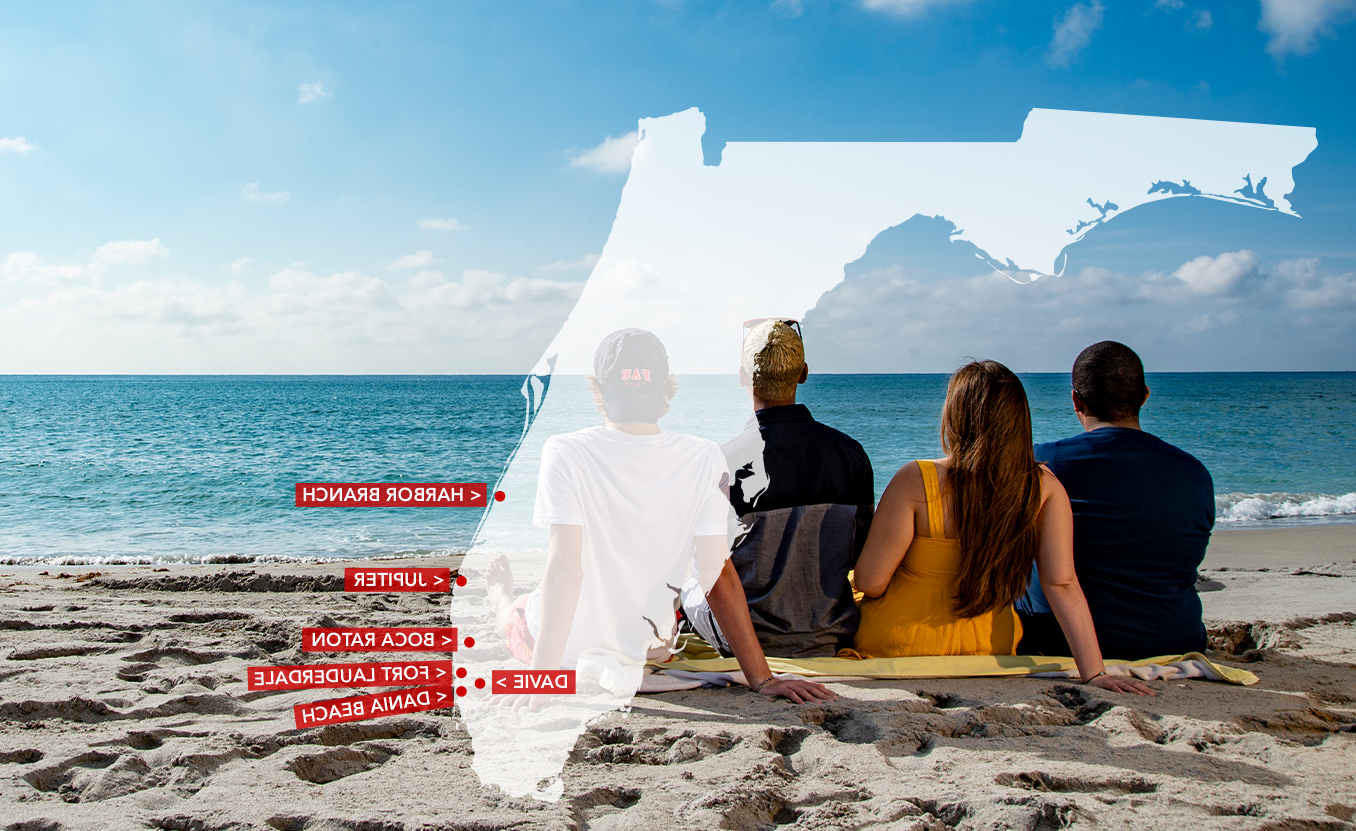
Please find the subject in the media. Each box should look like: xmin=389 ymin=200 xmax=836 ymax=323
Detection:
xmin=4 ymin=520 xmax=1354 ymax=571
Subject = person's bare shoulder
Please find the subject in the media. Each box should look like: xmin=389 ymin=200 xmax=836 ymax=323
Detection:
xmin=1037 ymin=464 xmax=1068 ymax=504
xmin=885 ymin=459 xmax=929 ymax=504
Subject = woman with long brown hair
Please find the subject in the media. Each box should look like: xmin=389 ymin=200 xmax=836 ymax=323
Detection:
xmin=848 ymin=360 xmax=1152 ymax=695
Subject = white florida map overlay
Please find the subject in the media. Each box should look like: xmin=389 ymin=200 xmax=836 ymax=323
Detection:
xmin=453 ymin=108 xmax=1317 ymax=799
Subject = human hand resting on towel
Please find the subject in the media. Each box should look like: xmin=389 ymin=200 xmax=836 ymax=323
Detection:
xmin=1084 ymin=671 xmax=1155 ymax=696
xmin=752 ymin=675 xmax=837 ymax=703
xmin=702 ymin=552 xmax=837 ymax=703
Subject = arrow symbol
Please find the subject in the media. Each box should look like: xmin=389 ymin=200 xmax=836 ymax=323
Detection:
xmin=435 ymin=667 xmax=446 ymax=679
xmin=434 ymin=574 xmax=446 ymax=585
xmin=495 ymin=677 xmax=506 ymax=688
xmin=441 ymin=635 xmax=453 ymax=646
xmin=436 ymin=691 xmax=448 ymax=703
xmin=470 ymin=490 xmax=482 ymax=501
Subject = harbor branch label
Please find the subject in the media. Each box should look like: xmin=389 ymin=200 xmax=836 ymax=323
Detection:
xmin=295 ymin=482 xmax=488 ymax=507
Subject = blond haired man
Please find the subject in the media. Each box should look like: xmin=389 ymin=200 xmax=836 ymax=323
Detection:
xmin=682 ymin=319 xmax=875 ymax=658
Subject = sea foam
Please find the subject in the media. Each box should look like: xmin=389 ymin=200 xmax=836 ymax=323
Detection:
xmin=1216 ymin=491 xmax=1356 ymax=524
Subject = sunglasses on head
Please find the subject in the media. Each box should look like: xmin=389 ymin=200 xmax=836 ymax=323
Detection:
xmin=742 ymin=318 xmax=803 ymax=342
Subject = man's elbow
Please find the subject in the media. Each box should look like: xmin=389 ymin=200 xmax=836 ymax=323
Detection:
xmin=705 ymin=565 xmax=743 ymax=604
xmin=543 ymin=562 xmax=584 ymax=588
xmin=855 ymin=574 xmax=887 ymax=599
xmin=1040 ymin=579 xmax=1077 ymax=595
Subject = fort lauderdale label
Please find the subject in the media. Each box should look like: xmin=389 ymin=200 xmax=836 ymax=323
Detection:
xmin=248 ymin=660 xmax=453 ymax=690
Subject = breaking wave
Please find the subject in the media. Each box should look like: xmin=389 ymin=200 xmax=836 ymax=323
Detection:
xmin=1217 ymin=491 xmax=1356 ymax=524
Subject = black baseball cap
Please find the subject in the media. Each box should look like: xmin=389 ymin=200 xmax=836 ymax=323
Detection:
xmin=593 ymin=328 xmax=669 ymax=423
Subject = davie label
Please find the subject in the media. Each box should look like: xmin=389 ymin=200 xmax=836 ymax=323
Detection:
xmin=293 ymin=685 xmax=453 ymax=729
xmin=295 ymin=483 xmax=487 ymax=507
xmin=344 ymin=567 xmax=450 ymax=592
xmin=491 ymin=669 xmax=576 ymax=694
xmin=302 ymin=627 xmax=458 ymax=652
xmin=247 ymin=660 xmax=453 ymax=690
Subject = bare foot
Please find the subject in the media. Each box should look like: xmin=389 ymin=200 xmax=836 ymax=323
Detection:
xmin=487 ymin=555 xmax=516 ymax=639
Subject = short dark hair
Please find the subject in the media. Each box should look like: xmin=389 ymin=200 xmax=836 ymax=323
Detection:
xmin=1072 ymin=341 xmax=1146 ymax=421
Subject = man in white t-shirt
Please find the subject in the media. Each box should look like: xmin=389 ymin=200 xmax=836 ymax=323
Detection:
xmin=487 ymin=328 xmax=834 ymax=703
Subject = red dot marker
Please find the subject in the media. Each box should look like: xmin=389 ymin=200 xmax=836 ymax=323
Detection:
xmin=474 ymin=678 xmax=486 ymax=689
xmin=464 ymin=636 xmax=476 ymax=648
xmin=456 ymin=686 xmax=467 ymax=697
xmin=494 ymin=491 xmax=506 ymax=502
xmin=455 ymin=575 xmax=467 ymax=587
xmin=456 ymin=667 xmax=467 ymax=678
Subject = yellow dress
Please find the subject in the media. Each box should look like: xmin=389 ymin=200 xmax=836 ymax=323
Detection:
xmin=847 ymin=460 xmax=1022 ymax=658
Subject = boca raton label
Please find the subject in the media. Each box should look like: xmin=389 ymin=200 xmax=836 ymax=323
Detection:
xmin=301 ymin=627 xmax=458 ymax=652
xmin=247 ymin=660 xmax=453 ymax=691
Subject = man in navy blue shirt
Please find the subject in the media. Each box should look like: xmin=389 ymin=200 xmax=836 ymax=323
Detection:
xmin=1017 ymin=341 xmax=1215 ymax=660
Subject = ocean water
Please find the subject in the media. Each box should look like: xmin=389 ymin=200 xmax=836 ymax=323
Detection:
xmin=1 ymin=373 xmax=1352 ymax=565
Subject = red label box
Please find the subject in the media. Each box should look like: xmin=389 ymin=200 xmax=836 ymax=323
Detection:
xmin=247 ymin=660 xmax=453 ymax=690
xmin=344 ymin=567 xmax=450 ymax=592
xmin=295 ymin=483 xmax=488 ymax=507
xmin=302 ymin=627 xmax=459 ymax=652
xmin=293 ymin=685 xmax=454 ymax=729
xmin=491 ymin=670 xmax=576 ymax=694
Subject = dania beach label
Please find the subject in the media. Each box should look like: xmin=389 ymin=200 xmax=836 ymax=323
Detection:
xmin=293 ymin=686 xmax=453 ymax=728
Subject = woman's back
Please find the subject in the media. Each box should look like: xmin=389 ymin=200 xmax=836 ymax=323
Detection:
xmin=848 ymin=459 xmax=1021 ymax=658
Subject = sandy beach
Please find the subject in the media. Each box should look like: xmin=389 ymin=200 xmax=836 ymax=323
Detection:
xmin=2 ymin=526 xmax=1354 ymax=831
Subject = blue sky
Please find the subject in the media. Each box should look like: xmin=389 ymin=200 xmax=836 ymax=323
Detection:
xmin=0 ymin=0 xmax=1352 ymax=373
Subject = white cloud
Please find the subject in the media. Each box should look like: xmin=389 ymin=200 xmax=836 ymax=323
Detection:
xmin=0 ymin=263 xmax=585 ymax=372
xmin=1172 ymin=313 xmax=1214 ymax=335
xmin=1046 ymin=1 xmax=1105 ymax=69
xmin=386 ymin=251 xmax=436 ymax=270
xmin=1167 ymin=250 xmax=1259 ymax=296
xmin=0 ymin=251 xmax=97 ymax=285
xmin=1274 ymin=256 xmax=1356 ymax=308
xmin=1259 ymin=0 xmax=1355 ymax=59
xmin=241 ymin=183 xmax=290 ymax=204
xmin=1190 ymin=9 xmax=1213 ymax=31
xmin=227 ymin=256 xmax=254 ymax=275
xmin=538 ymin=253 xmax=600 ymax=273
xmin=407 ymin=270 xmax=446 ymax=289
xmin=567 ymin=132 xmax=640 ymax=174
xmin=1154 ymin=0 xmax=1184 ymax=9
xmin=2 ymin=239 xmax=168 ymax=286
xmin=771 ymin=0 xmax=804 ymax=15
xmin=0 ymin=136 xmax=37 ymax=154
xmin=413 ymin=271 xmax=583 ymax=309
xmin=417 ymin=217 xmax=466 ymax=231
xmin=297 ymin=82 xmax=333 ymax=104
xmin=861 ymin=0 xmax=971 ymax=15
xmin=95 ymin=238 xmax=170 ymax=265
